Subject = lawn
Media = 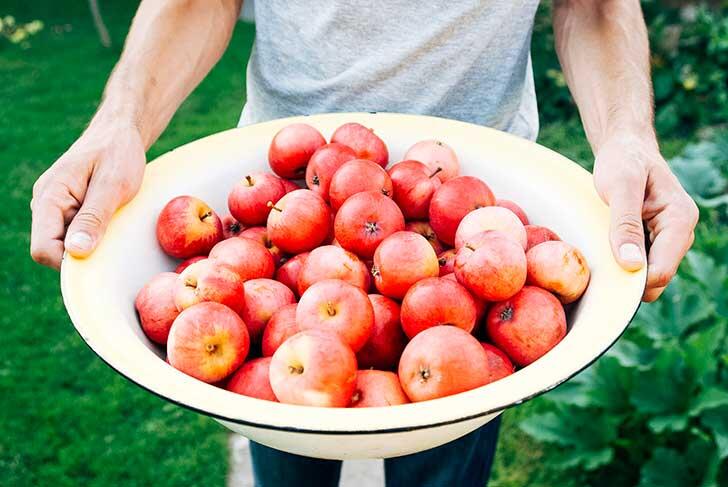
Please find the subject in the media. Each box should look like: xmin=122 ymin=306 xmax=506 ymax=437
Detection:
xmin=0 ymin=2 xmax=689 ymax=487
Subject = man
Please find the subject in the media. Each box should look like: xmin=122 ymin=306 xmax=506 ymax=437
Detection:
xmin=30 ymin=1 xmax=698 ymax=486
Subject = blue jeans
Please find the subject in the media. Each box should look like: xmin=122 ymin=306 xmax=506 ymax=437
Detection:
xmin=249 ymin=417 xmax=501 ymax=487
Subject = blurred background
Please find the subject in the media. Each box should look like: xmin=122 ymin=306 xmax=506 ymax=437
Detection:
xmin=1 ymin=1 xmax=726 ymax=486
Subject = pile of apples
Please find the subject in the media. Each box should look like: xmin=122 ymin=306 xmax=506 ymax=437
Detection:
xmin=136 ymin=122 xmax=590 ymax=408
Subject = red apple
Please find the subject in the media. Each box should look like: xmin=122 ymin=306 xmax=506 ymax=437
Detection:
xmin=330 ymin=122 xmax=388 ymax=168
xmin=455 ymin=206 xmax=527 ymax=250
xmin=400 ymin=277 xmax=477 ymax=338
xmin=174 ymin=259 xmax=246 ymax=315
xmin=388 ymin=160 xmax=442 ymax=220
xmin=437 ymin=249 xmax=457 ymax=276
xmin=274 ymin=252 xmax=309 ymax=296
xmin=357 ymin=294 xmax=406 ymax=370
xmin=167 ymin=302 xmax=250 ymax=383
xmin=269 ymin=330 xmax=357 ymax=407
xmin=305 ymin=143 xmax=357 ymax=202
xmin=480 ymin=343 xmax=516 ymax=384
xmin=280 ymin=178 xmax=301 ymax=193
xmin=267 ymin=189 xmax=331 ymax=254
xmin=296 ymin=279 xmax=374 ymax=352
xmin=261 ymin=303 xmax=299 ymax=357
xmin=495 ymin=199 xmax=529 ymax=226
xmin=525 ymin=225 xmax=561 ymax=251
xmin=350 ymin=370 xmax=409 ymax=407
xmin=486 ymin=286 xmax=567 ymax=366
xmin=228 ymin=172 xmax=286 ymax=226
xmin=135 ymin=272 xmax=179 ymax=344
xmin=239 ymin=226 xmax=284 ymax=267
xmin=403 ymin=139 xmax=459 ymax=182
xmin=526 ymin=241 xmax=590 ymax=304
xmin=372 ymin=231 xmax=439 ymax=299
xmin=156 ymin=196 xmax=223 ymax=259
xmin=398 ymin=325 xmax=489 ymax=402
xmin=208 ymin=237 xmax=275 ymax=281
xmin=334 ymin=191 xmax=405 ymax=259
xmin=174 ymin=256 xmax=206 ymax=274
xmin=429 ymin=176 xmax=495 ymax=246
xmin=405 ymin=221 xmax=445 ymax=254
xmin=221 ymin=214 xmax=244 ymax=239
xmin=226 ymin=357 xmax=278 ymax=402
xmin=242 ymin=278 xmax=296 ymax=342
xmin=297 ymin=245 xmax=369 ymax=295
xmin=328 ymin=159 xmax=393 ymax=211
xmin=268 ymin=123 xmax=326 ymax=179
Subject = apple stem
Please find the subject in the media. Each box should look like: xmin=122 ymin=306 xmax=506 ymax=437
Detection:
xmin=438 ymin=258 xmax=446 ymax=266
xmin=326 ymin=301 xmax=336 ymax=317
xmin=205 ymin=343 xmax=217 ymax=353
xmin=465 ymin=244 xmax=475 ymax=251
xmin=311 ymin=175 xmax=320 ymax=186
xmin=381 ymin=188 xmax=391 ymax=196
xmin=288 ymin=364 xmax=304 ymax=375
xmin=200 ymin=211 xmax=213 ymax=222
xmin=245 ymin=175 xmax=254 ymax=186
xmin=418 ymin=365 xmax=431 ymax=383
xmin=267 ymin=201 xmax=282 ymax=212
xmin=429 ymin=167 xmax=443 ymax=178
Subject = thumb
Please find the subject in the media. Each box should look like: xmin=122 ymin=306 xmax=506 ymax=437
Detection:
xmin=606 ymin=184 xmax=647 ymax=272
xmin=64 ymin=181 xmax=118 ymax=258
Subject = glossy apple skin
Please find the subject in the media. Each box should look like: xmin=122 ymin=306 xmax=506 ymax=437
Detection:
xmin=350 ymin=370 xmax=409 ymax=407
xmin=526 ymin=241 xmax=590 ymax=304
xmin=480 ymin=343 xmax=516 ymax=384
xmin=297 ymin=245 xmax=369 ymax=295
xmin=268 ymin=123 xmax=326 ymax=179
xmin=221 ymin=214 xmax=244 ymax=240
xmin=280 ymin=178 xmax=301 ymax=194
xmin=226 ymin=357 xmax=278 ymax=402
xmin=454 ymin=230 xmax=527 ymax=301
xmin=486 ymin=286 xmax=567 ymax=366
xmin=261 ymin=303 xmax=299 ymax=357
xmin=330 ymin=122 xmax=388 ymax=168
xmin=334 ymin=191 xmax=405 ymax=259
xmin=135 ymin=272 xmax=180 ymax=345
xmin=403 ymin=139 xmax=459 ymax=182
xmin=242 ymin=278 xmax=296 ymax=342
xmin=388 ymin=160 xmax=441 ymax=220
xmin=437 ymin=249 xmax=457 ymax=276
xmin=328 ymin=159 xmax=393 ymax=211
xmin=398 ymin=325 xmax=489 ymax=402
xmin=156 ymin=196 xmax=223 ymax=259
xmin=454 ymin=206 xmax=527 ymax=250
xmin=174 ymin=256 xmax=206 ymax=274
xmin=269 ymin=330 xmax=357 ymax=407
xmin=274 ymin=252 xmax=309 ymax=296
xmin=429 ymin=176 xmax=495 ymax=246
xmin=208 ymin=237 xmax=275 ymax=282
xmin=296 ymin=279 xmax=374 ymax=352
xmin=400 ymin=277 xmax=477 ymax=338
xmin=372 ymin=231 xmax=439 ymax=300
xmin=357 ymin=294 xmax=406 ymax=370
xmin=495 ymin=199 xmax=529 ymax=226
xmin=267 ymin=189 xmax=331 ymax=254
xmin=174 ymin=259 xmax=246 ymax=316
xmin=167 ymin=302 xmax=250 ymax=383
xmin=525 ymin=225 xmax=561 ymax=251
xmin=305 ymin=143 xmax=357 ymax=202
xmin=239 ymin=226 xmax=284 ymax=267
xmin=405 ymin=221 xmax=445 ymax=254
xmin=228 ymin=172 xmax=286 ymax=226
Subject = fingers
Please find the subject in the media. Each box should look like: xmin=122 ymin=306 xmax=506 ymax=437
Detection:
xmin=643 ymin=286 xmax=666 ymax=303
xmin=30 ymin=192 xmax=70 ymax=270
xmin=643 ymin=222 xmax=695 ymax=301
xmin=64 ymin=171 xmax=120 ymax=258
xmin=606 ymin=180 xmax=647 ymax=272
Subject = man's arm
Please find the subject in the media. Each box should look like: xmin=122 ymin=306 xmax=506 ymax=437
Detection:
xmin=30 ymin=0 xmax=243 ymax=269
xmin=552 ymin=0 xmax=698 ymax=302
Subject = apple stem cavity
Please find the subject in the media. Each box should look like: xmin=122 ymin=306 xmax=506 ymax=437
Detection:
xmin=438 ymin=258 xmax=446 ymax=266
xmin=370 ymin=266 xmax=380 ymax=277
xmin=499 ymin=304 xmax=514 ymax=321
xmin=205 ymin=343 xmax=217 ymax=353
xmin=326 ymin=301 xmax=337 ymax=317
xmin=288 ymin=364 xmax=304 ymax=375
xmin=418 ymin=365 xmax=431 ymax=383
xmin=312 ymin=174 xmax=320 ymax=186
xmin=364 ymin=221 xmax=379 ymax=235
xmin=245 ymin=175 xmax=254 ymax=186
xmin=381 ymin=188 xmax=391 ymax=196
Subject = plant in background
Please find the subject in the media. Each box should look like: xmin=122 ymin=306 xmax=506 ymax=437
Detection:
xmin=0 ymin=15 xmax=43 ymax=48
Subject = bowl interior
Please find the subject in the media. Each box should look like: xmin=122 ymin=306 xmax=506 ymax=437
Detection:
xmin=61 ymin=112 xmax=645 ymax=434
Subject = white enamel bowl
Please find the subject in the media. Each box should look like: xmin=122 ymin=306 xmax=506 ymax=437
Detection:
xmin=60 ymin=113 xmax=646 ymax=459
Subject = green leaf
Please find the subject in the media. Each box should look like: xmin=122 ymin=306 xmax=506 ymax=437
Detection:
xmin=690 ymin=386 xmax=728 ymax=416
xmin=638 ymin=448 xmax=693 ymax=487
xmin=551 ymin=447 xmax=614 ymax=471
xmin=669 ymin=139 xmax=728 ymax=199
xmin=684 ymin=322 xmax=727 ymax=380
xmin=607 ymin=338 xmax=656 ymax=369
xmin=684 ymin=251 xmax=728 ymax=319
xmin=630 ymin=345 xmax=695 ymax=416
xmin=541 ymin=380 xmax=593 ymax=408
xmin=647 ymin=414 xmax=688 ymax=434
xmin=519 ymin=408 xmax=620 ymax=451
xmin=701 ymin=406 xmax=728 ymax=459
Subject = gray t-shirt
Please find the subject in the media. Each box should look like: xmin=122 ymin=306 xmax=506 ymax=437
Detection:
xmin=239 ymin=1 xmax=540 ymax=141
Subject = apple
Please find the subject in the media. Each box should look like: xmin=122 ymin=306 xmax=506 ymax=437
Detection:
xmin=525 ymin=225 xmax=561 ymax=251
xmin=357 ymin=294 xmax=406 ymax=370
xmin=526 ymin=241 xmax=590 ymax=304
xmin=388 ymin=160 xmax=441 ymax=220
xmin=328 ymin=159 xmax=393 ymax=211
xmin=297 ymin=245 xmax=369 ymax=295
xmin=372 ymin=231 xmax=439 ymax=299
xmin=174 ymin=256 xmax=206 ymax=274
xmin=274 ymin=252 xmax=309 ymax=296
xmin=405 ymin=221 xmax=445 ymax=254
xmin=267 ymin=189 xmax=331 ymax=254
xmin=268 ymin=123 xmax=326 ymax=179
xmin=454 ymin=206 xmax=527 ymax=250
xmin=480 ymin=343 xmax=516 ymax=384
xmin=305 ymin=143 xmax=357 ymax=202
xmin=398 ymin=325 xmax=489 ymax=402
xmin=437 ymin=249 xmax=457 ymax=276
xmin=228 ymin=172 xmax=286 ymax=226
xmin=135 ymin=272 xmax=179 ymax=345
xmin=440 ymin=272 xmax=488 ymax=323
xmin=400 ymin=277 xmax=477 ymax=338
xmin=226 ymin=357 xmax=278 ymax=402
xmin=454 ymin=230 xmax=527 ymax=301
xmin=167 ymin=302 xmax=250 ymax=383
xmin=221 ymin=214 xmax=244 ymax=239
xmin=280 ymin=178 xmax=301 ymax=193
xmin=242 ymin=278 xmax=296 ymax=342
xmin=403 ymin=139 xmax=459 ymax=182
xmin=296 ymin=279 xmax=374 ymax=352
xmin=334 ymin=191 xmax=405 ymax=259
xmin=495 ymin=199 xmax=529 ymax=226
xmin=208 ymin=236 xmax=275 ymax=281
xmin=269 ymin=330 xmax=357 ymax=407
xmin=261 ymin=303 xmax=299 ymax=357
xmin=174 ymin=259 xmax=246 ymax=315
xmin=350 ymin=370 xmax=409 ymax=407
xmin=239 ymin=226 xmax=284 ymax=267
xmin=330 ymin=122 xmax=388 ymax=168
xmin=156 ymin=196 xmax=223 ymax=259
xmin=486 ymin=286 xmax=567 ymax=366
xmin=429 ymin=176 xmax=495 ymax=246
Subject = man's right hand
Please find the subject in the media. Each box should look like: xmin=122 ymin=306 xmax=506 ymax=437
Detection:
xmin=30 ymin=119 xmax=146 ymax=269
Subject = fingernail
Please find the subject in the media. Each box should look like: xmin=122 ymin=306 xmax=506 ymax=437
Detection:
xmin=619 ymin=243 xmax=642 ymax=263
xmin=67 ymin=232 xmax=93 ymax=251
